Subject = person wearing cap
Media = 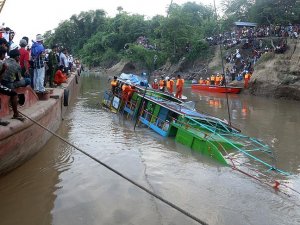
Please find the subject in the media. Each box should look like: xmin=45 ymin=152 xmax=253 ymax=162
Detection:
xmin=175 ymin=74 xmax=184 ymax=99
xmin=19 ymin=39 xmax=30 ymax=77
xmin=152 ymin=78 xmax=159 ymax=90
xmin=199 ymin=77 xmax=204 ymax=84
xmin=31 ymin=34 xmax=46 ymax=93
xmin=166 ymin=76 xmax=174 ymax=94
xmin=111 ymin=76 xmax=118 ymax=94
xmin=0 ymin=46 xmax=25 ymax=122
xmin=205 ymin=77 xmax=211 ymax=85
xmin=1 ymin=49 xmax=31 ymax=89
xmin=215 ymin=73 xmax=221 ymax=86
xmin=47 ymin=44 xmax=59 ymax=87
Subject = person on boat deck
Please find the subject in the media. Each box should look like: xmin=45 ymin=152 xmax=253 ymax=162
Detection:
xmin=122 ymin=81 xmax=134 ymax=102
xmin=152 ymin=78 xmax=159 ymax=90
xmin=111 ymin=76 xmax=118 ymax=94
xmin=159 ymin=76 xmax=166 ymax=92
xmin=210 ymin=74 xmax=215 ymax=85
xmin=205 ymin=78 xmax=211 ymax=85
xmin=215 ymin=73 xmax=221 ymax=86
xmin=1 ymin=49 xmax=31 ymax=90
xmin=175 ymin=74 xmax=184 ymax=99
xmin=54 ymin=65 xmax=67 ymax=86
xmin=244 ymin=71 xmax=251 ymax=88
xmin=166 ymin=76 xmax=174 ymax=94
xmin=0 ymin=46 xmax=25 ymax=123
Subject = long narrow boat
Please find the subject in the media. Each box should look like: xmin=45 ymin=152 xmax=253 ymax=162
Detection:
xmin=192 ymin=84 xmax=243 ymax=94
xmin=102 ymin=78 xmax=290 ymax=180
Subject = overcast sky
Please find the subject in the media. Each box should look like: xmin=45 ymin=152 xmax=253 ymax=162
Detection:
xmin=0 ymin=0 xmax=221 ymax=45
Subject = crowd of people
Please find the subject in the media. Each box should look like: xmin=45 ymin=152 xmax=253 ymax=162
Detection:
xmin=0 ymin=25 xmax=82 ymax=126
xmin=206 ymin=23 xmax=299 ymax=47
xmin=203 ymin=23 xmax=300 ymax=88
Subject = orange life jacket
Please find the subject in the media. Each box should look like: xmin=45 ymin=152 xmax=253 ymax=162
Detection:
xmin=176 ymin=79 xmax=184 ymax=88
xmin=111 ymin=80 xmax=118 ymax=87
xmin=167 ymin=80 xmax=174 ymax=89
xmin=159 ymin=80 xmax=165 ymax=87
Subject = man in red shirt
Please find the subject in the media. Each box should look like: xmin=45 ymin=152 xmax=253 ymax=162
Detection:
xmin=19 ymin=39 xmax=30 ymax=77
xmin=54 ymin=65 xmax=67 ymax=86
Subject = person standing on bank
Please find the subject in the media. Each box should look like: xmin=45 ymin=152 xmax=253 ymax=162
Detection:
xmin=31 ymin=34 xmax=46 ymax=93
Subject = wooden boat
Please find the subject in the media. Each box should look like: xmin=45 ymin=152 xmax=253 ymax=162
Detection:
xmin=0 ymin=73 xmax=80 ymax=175
xmin=191 ymin=84 xmax=243 ymax=94
xmin=102 ymin=78 xmax=289 ymax=177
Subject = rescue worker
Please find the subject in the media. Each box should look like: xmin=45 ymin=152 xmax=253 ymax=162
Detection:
xmin=152 ymin=78 xmax=159 ymax=90
xmin=215 ymin=73 xmax=221 ymax=86
xmin=210 ymin=74 xmax=215 ymax=85
xmin=175 ymin=74 xmax=184 ymax=98
xmin=111 ymin=76 xmax=118 ymax=94
xmin=199 ymin=77 xmax=204 ymax=84
xmin=122 ymin=81 xmax=132 ymax=102
xmin=159 ymin=76 xmax=166 ymax=92
xmin=244 ymin=71 xmax=251 ymax=88
xmin=122 ymin=81 xmax=137 ymax=102
xmin=166 ymin=76 xmax=174 ymax=94
xmin=206 ymin=78 xmax=211 ymax=85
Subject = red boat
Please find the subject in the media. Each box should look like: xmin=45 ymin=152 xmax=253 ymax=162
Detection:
xmin=191 ymin=84 xmax=243 ymax=94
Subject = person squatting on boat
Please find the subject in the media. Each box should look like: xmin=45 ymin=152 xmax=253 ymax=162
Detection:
xmin=54 ymin=65 xmax=68 ymax=86
xmin=175 ymin=74 xmax=184 ymax=99
xmin=0 ymin=46 xmax=25 ymax=123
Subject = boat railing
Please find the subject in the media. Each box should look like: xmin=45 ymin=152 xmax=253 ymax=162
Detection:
xmin=186 ymin=117 xmax=290 ymax=176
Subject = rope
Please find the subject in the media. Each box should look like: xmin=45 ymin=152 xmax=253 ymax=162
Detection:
xmin=18 ymin=110 xmax=209 ymax=225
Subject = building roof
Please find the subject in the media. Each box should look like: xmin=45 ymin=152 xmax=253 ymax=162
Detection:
xmin=234 ymin=22 xmax=257 ymax=27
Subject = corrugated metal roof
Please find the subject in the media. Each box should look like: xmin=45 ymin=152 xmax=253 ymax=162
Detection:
xmin=234 ymin=22 xmax=257 ymax=27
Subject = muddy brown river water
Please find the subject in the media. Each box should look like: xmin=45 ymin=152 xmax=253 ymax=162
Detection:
xmin=0 ymin=74 xmax=299 ymax=225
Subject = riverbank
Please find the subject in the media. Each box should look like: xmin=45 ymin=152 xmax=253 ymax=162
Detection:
xmin=89 ymin=39 xmax=300 ymax=101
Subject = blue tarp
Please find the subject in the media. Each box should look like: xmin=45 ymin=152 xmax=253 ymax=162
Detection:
xmin=119 ymin=73 xmax=149 ymax=87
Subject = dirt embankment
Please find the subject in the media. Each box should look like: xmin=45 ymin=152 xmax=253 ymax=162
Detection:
xmin=249 ymin=39 xmax=300 ymax=100
xmin=101 ymin=40 xmax=300 ymax=100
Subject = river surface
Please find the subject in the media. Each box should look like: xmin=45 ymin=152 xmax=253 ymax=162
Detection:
xmin=0 ymin=74 xmax=299 ymax=225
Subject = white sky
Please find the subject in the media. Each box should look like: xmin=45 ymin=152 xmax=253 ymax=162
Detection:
xmin=0 ymin=0 xmax=221 ymax=45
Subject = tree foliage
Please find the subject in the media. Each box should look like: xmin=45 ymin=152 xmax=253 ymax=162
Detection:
xmin=44 ymin=1 xmax=300 ymax=69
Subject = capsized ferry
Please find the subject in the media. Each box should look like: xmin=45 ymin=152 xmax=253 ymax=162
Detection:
xmin=102 ymin=73 xmax=290 ymax=178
